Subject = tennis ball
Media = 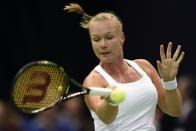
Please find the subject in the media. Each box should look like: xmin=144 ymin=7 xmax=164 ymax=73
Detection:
xmin=58 ymin=85 xmax=63 ymax=92
xmin=110 ymin=88 xmax=126 ymax=104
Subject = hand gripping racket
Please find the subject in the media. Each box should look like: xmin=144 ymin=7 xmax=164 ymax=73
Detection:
xmin=11 ymin=60 xmax=112 ymax=114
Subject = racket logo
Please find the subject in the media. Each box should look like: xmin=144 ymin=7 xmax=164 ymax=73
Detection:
xmin=22 ymin=71 xmax=50 ymax=105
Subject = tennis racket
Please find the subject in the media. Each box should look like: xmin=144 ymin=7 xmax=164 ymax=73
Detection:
xmin=11 ymin=60 xmax=112 ymax=114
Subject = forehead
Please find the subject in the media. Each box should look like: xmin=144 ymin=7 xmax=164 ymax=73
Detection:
xmin=89 ymin=20 xmax=118 ymax=35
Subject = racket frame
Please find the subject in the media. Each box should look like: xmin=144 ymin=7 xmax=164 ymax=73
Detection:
xmin=10 ymin=60 xmax=98 ymax=114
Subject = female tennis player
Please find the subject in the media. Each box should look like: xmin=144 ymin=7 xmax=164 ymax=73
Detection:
xmin=64 ymin=3 xmax=185 ymax=131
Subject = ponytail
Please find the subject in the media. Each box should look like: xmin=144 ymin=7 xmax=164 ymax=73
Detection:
xmin=64 ymin=3 xmax=92 ymax=29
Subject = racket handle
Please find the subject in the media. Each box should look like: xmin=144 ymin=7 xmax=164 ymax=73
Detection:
xmin=88 ymin=87 xmax=112 ymax=96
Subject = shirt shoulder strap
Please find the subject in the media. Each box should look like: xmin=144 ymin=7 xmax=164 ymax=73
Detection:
xmin=94 ymin=65 xmax=117 ymax=85
xmin=124 ymin=59 xmax=148 ymax=77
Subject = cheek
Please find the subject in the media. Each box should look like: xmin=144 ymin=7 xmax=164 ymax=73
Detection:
xmin=112 ymin=41 xmax=123 ymax=53
xmin=92 ymin=43 xmax=100 ymax=56
xmin=111 ymin=39 xmax=122 ymax=48
xmin=92 ymin=43 xmax=97 ymax=51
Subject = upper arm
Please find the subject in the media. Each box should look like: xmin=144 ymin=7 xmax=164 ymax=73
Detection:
xmin=134 ymin=59 xmax=167 ymax=111
xmin=83 ymin=71 xmax=108 ymax=112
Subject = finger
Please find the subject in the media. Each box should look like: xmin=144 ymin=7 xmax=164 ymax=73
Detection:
xmin=173 ymin=45 xmax=181 ymax=61
xmin=166 ymin=42 xmax=172 ymax=58
xmin=176 ymin=52 xmax=185 ymax=64
xmin=156 ymin=60 xmax=163 ymax=75
xmin=160 ymin=44 xmax=166 ymax=61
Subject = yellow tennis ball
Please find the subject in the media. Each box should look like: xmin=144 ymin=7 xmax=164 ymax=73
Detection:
xmin=110 ymin=88 xmax=126 ymax=104
xmin=58 ymin=85 xmax=63 ymax=92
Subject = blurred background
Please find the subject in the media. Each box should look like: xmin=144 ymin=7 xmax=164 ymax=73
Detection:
xmin=1 ymin=0 xmax=196 ymax=131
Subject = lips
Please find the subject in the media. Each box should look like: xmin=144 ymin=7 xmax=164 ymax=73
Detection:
xmin=101 ymin=52 xmax=110 ymax=54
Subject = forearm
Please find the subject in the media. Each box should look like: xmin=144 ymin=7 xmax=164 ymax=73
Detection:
xmin=96 ymin=100 xmax=118 ymax=124
xmin=164 ymin=88 xmax=182 ymax=117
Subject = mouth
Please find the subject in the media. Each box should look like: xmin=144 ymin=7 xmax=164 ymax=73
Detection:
xmin=100 ymin=52 xmax=111 ymax=55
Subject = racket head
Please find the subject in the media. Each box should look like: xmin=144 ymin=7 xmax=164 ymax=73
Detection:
xmin=11 ymin=60 xmax=70 ymax=114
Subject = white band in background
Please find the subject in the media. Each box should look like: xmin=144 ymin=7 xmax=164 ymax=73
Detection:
xmin=161 ymin=78 xmax=177 ymax=90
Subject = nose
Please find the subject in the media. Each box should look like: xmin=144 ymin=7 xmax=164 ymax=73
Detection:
xmin=100 ymin=39 xmax=107 ymax=49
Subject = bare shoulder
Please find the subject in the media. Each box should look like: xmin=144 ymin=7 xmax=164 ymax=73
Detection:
xmin=83 ymin=70 xmax=107 ymax=88
xmin=134 ymin=59 xmax=154 ymax=70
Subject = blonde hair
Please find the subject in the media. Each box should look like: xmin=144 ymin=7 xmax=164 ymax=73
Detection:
xmin=64 ymin=3 xmax=123 ymax=31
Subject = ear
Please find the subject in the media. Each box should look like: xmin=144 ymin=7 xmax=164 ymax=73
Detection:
xmin=120 ymin=32 xmax=125 ymax=45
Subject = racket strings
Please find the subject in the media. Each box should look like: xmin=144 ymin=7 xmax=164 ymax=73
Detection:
xmin=12 ymin=64 xmax=68 ymax=113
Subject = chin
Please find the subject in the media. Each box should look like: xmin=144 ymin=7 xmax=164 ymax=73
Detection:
xmin=101 ymin=58 xmax=113 ymax=63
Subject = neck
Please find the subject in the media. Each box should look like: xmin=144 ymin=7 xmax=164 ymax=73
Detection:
xmin=100 ymin=58 xmax=128 ymax=75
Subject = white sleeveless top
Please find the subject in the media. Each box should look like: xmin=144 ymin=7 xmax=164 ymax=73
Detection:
xmin=90 ymin=59 xmax=158 ymax=131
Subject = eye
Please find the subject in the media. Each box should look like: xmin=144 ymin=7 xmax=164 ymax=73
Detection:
xmin=106 ymin=35 xmax=113 ymax=40
xmin=92 ymin=37 xmax=100 ymax=42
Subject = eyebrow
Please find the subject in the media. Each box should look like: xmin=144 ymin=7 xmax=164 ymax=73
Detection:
xmin=91 ymin=32 xmax=114 ymax=37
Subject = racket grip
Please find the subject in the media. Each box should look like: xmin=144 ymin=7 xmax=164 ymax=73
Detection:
xmin=88 ymin=87 xmax=112 ymax=96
